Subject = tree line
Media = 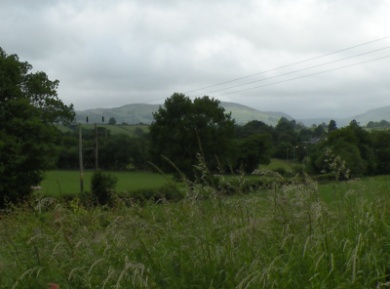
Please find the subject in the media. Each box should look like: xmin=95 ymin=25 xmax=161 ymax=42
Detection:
xmin=56 ymin=93 xmax=390 ymax=182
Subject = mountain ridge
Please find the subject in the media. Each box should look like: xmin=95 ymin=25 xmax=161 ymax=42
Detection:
xmin=75 ymin=102 xmax=294 ymax=126
xmin=75 ymin=102 xmax=390 ymax=127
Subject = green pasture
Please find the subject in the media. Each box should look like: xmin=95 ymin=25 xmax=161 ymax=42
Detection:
xmin=318 ymin=175 xmax=390 ymax=204
xmin=91 ymin=124 xmax=149 ymax=136
xmin=40 ymin=170 xmax=171 ymax=196
xmin=41 ymin=166 xmax=390 ymax=206
xmin=55 ymin=124 xmax=149 ymax=137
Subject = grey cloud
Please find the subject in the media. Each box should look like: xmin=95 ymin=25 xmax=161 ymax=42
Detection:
xmin=1 ymin=0 xmax=389 ymax=119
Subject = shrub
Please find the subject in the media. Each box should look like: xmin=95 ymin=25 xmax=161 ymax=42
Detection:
xmin=217 ymin=176 xmax=295 ymax=196
xmin=128 ymin=183 xmax=184 ymax=203
xmin=312 ymin=173 xmax=336 ymax=183
xmin=290 ymin=163 xmax=306 ymax=175
xmin=272 ymin=167 xmax=295 ymax=177
xmin=90 ymin=170 xmax=117 ymax=206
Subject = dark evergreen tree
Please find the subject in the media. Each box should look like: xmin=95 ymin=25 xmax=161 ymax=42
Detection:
xmin=328 ymin=119 xmax=337 ymax=132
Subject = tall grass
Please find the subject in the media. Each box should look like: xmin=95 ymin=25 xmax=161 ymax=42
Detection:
xmin=1 ymin=177 xmax=390 ymax=288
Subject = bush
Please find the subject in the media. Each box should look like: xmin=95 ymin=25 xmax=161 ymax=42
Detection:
xmin=312 ymin=173 xmax=336 ymax=183
xmin=272 ymin=167 xmax=295 ymax=177
xmin=128 ymin=183 xmax=184 ymax=203
xmin=90 ymin=170 xmax=117 ymax=206
xmin=218 ymin=176 xmax=294 ymax=196
xmin=290 ymin=163 xmax=306 ymax=175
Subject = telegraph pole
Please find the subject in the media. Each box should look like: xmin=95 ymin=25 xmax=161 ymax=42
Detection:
xmin=95 ymin=122 xmax=98 ymax=170
xmin=79 ymin=123 xmax=84 ymax=193
xmin=94 ymin=116 xmax=105 ymax=171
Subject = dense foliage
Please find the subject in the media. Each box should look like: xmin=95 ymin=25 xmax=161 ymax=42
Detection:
xmin=90 ymin=170 xmax=117 ymax=205
xmin=149 ymin=93 xmax=236 ymax=177
xmin=56 ymin=126 xmax=149 ymax=170
xmin=53 ymin=114 xmax=390 ymax=180
xmin=0 ymin=47 xmax=74 ymax=207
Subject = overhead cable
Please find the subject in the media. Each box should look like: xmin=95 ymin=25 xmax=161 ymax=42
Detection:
xmin=185 ymin=35 xmax=390 ymax=95
xmin=206 ymin=46 xmax=390 ymax=95
xmin=212 ymin=54 xmax=390 ymax=97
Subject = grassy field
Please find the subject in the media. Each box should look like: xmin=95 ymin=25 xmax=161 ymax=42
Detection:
xmin=41 ymin=165 xmax=390 ymax=202
xmin=40 ymin=170 xmax=172 ymax=196
xmin=2 ymin=176 xmax=390 ymax=288
xmin=56 ymin=124 xmax=149 ymax=137
xmin=318 ymin=175 xmax=390 ymax=204
xmin=40 ymin=159 xmax=295 ymax=197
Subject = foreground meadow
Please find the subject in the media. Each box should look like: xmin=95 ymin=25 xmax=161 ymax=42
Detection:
xmin=1 ymin=177 xmax=390 ymax=288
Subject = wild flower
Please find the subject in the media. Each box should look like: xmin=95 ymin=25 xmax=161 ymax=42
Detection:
xmin=323 ymin=148 xmax=351 ymax=180
xmin=48 ymin=283 xmax=60 ymax=289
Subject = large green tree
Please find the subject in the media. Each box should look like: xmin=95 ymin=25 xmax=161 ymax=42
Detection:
xmin=235 ymin=134 xmax=272 ymax=173
xmin=0 ymin=47 xmax=75 ymax=207
xmin=149 ymin=93 xmax=235 ymax=178
xmin=309 ymin=120 xmax=376 ymax=178
xmin=371 ymin=130 xmax=390 ymax=174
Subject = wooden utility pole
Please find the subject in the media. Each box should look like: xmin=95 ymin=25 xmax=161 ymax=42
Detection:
xmin=95 ymin=123 xmax=99 ymax=170
xmin=79 ymin=124 xmax=84 ymax=193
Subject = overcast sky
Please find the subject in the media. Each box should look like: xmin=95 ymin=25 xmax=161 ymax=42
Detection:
xmin=1 ymin=0 xmax=390 ymax=119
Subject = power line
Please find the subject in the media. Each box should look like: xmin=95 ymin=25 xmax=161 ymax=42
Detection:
xmin=212 ymin=54 xmax=390 ymax=97
xmin=206 ymin=46 xmax=390 ymax=95
xmin=185 ymin=35 xmax=390 ymax=94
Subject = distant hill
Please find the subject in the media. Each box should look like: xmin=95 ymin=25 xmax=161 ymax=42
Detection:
xmin=75 ymin=102 xmax=390 ymax=128
xmin=75 ymin=102 xmax=293 ymax=126
xmin=297 ymin=106 xmax=390 ymax=127
xmin=353 ymin=106 xmax=390 ymax=126
xmin=296 ymin=117 xmax=350 ymax=128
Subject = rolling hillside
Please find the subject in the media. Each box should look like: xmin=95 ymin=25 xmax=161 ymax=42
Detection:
xmin=75 ymin=102 xmax=390 ymax=128
xmin=75 ymin=102 xmax=293 ymax=126
xmin=297 ymin=106 xmax=390 ymax=127
xmin=353 ymin=106 xmax=390 ymax=126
